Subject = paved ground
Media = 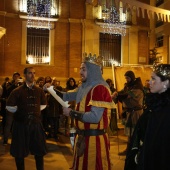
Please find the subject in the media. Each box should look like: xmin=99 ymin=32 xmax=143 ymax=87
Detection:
xmin=0 ymin=126 xmax=127 ymax=170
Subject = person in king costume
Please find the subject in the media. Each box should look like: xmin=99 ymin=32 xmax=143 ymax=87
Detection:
xmin=62 ymin=53 xmax=115 ymax=170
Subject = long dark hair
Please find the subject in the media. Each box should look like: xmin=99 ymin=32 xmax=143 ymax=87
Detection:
xmin=66 ymin=77 xmax=77 ymax=90
xmin=44 ymin=76 xmax=52 ymax=83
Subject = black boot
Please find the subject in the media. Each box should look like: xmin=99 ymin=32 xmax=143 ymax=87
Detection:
xmin=35 ymin=155 xmax=44 ymax=170
xmin=15 ymin=157 xmax=25 ymax=170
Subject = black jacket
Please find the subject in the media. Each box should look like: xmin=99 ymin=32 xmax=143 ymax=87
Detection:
xmin=125 ymin=89 xmax=170 ymax=170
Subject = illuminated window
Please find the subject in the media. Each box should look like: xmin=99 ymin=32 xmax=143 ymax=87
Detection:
xmin=26 ymin=28 xmax=50 ymax=64
xmin=99 ymin=33 xmax=121 ymax=67
xmin=21 ymin=21 xmax=55 ymax=65
xmin=19 ymin=0 xmax=58 ymax=65
xmin=19 ymin=0 xmax=59 ymax=16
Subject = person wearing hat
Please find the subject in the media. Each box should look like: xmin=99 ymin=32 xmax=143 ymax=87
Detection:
xmin=112 ymin=70 xmax=144 ymax=155
xmin=44 ymin=53 xmax=115 ymax=170
xmin=124 ymin=64 xmax=170 ymax=170
xmin=63 ymin=55 xmax=116 ymax=170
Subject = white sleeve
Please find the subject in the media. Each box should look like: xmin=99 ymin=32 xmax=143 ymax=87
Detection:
xmin=6 ymin=106 xmax=18 ymax=113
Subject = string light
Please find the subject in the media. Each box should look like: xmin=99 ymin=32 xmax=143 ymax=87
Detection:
xmin=27 ymin=0 xmax=52 ymax=29
xmin=102 ymin=4 xmax=126 ymax=36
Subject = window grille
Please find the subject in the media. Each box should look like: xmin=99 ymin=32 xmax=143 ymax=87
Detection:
xmin=99 ymin=33 xmax=121 ymax=67
xmin=26 ymin=27 xmax=50 ymax=64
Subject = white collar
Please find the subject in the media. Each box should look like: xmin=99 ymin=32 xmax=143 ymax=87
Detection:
xmin=26 ymin=82 xmax=34 ymax=89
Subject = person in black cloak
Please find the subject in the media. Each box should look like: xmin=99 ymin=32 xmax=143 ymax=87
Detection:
xmin=124 ymin=63 xmax=170 ymax=170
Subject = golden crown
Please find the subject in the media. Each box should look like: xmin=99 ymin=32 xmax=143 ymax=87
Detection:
xmin=82 ymin=53 xmax=103 ymax=66
xmin=153 ymin=63 xmax=170 ymax=78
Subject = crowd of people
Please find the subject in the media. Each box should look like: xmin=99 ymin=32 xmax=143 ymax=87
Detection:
xmin=0 ymin=59 xmax=170 ymax=170
xmin=0 ymin=74 xmax=80 ymax=142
